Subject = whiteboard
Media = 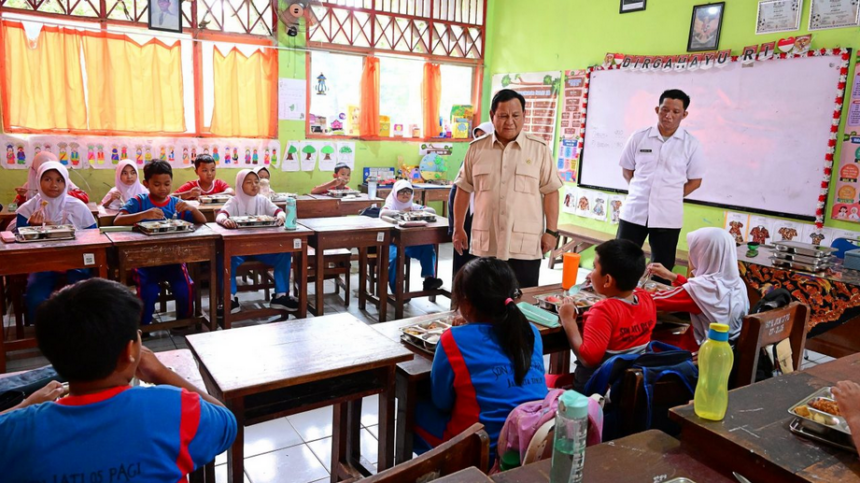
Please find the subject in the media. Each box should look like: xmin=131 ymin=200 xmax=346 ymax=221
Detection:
xmin=578 ymin=55 xmax=844 ymax=220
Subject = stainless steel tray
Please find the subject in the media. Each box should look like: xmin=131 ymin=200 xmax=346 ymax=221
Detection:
xmin=231 ymin=215 xmax=277 ymax=228
xmin=399 ymin=317 xmax=454 ymax=354
xmin=15 ymin=224 xmax=76 ymax=243
xmin=787 ymin=387 xmax=852 ymax=436
xmin=772 ymin=251 xmax=834 ymax=265
xmin=398 ymin=211 xmax=437 ymax=223
xmin=534 ymin=292 xmax=603 ymax=313
xmin=199 ymin=195 xmax=231 ymax=204
xmin=640 ymin=280 xmax=673 ymax=294
xmin=773 ymin=241 xmax=837 ymax=258
xmin=770 ymin=256 xmax=831 ymax=273
xmin=270 ymin=193 xmax=297 ymax=202
xmin=789 ymin=418 xmax=856 ymax=454
xmin=136 ymin=219 xmax=195 ymax=235
xmin=327 ymin=189 xmax=361 ymax=198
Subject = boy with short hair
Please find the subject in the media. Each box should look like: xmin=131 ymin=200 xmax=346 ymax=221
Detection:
xmin=558 ymin=239 xmax=657 ymax=391
xmin=311 ymin=162 xmax=351 ymax=194
xmin=175 ymin=154 xmax=235 ymax=200
xmin=0 ymin=278 xmax=236 ymax=480
xmin=114 ymin=161 xmax=207 ymax=325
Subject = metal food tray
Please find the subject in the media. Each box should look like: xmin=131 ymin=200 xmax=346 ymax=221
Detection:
xmin=772 ymin=251 xmax=834 ymax=266
xmin=136 ymin=219 xmax=195 ymax=235
xmin=398 ymin=211 xmax=437 ymax=223
xmin=789 ymin=418 xmax=857 ymax=454
xmin=15 ymin=225 xmax=76 ymax=243
xmin=270 ymin=193 xmax=297 ymax=202
xmin=770 ymin=256 xmax=831 ymax=273
xmin=399 ymin=317 xmax=454 ymax=354
xmin=773 ymin=241 xmax=837 ymax=258
xmin=326 ymin=189 xmax=361 ymax=198
xmin=640 ymin=280 xmax=673 ymax=294
xmin=787 ymin=387 xmax=852 ymax=436
xmin=231 ymin=215 xmax=277 ymax=228
xmin=534 ymin=292 xmax=603 ymax=313
xmin=199 ymin=195 xmax=231 ymax=204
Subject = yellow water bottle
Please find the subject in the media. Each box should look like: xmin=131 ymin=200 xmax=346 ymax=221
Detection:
xmin=694 ymin=323 xmax=734 ymax=421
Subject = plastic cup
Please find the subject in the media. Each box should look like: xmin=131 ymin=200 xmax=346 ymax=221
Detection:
xmin=562 ymin=252 xmax=580 ymax=291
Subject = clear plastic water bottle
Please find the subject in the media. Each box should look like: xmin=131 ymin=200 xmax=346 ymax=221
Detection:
xmin=550 ymin=390 xmax=588 ymax=483
xmin=284 ymin=197 xmax=297 ymax=230
xmin=367 ymin=175 xmax=378 ymax=199
xmin=694 ymin=322 xmax=734 ymax=421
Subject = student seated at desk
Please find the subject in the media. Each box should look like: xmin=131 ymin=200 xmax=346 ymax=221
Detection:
xmin=253 ymin=165 xmax=271 ymax=180
xmin=16 ymin=161 xmax=97 ymax=322
xmin=216 ymin=169 xmax=297 ymax=314
xmin=558 ymin=239 xmax=657 ymax=393
xmin=0 ymin=278 xmax=237 ymax=480
xmin=14 ymin=152 xmax=90 ymax=206
xmin=649 ymin=228 xmax=749 ymax=351
xmin=100 ymin=160 xmax=148 ymax=211
xmin=380 ymin=180 xmax=444 ymax=292
xmin=114 ymin=161 xmax=207 ymax=326
xmin=414 ymin=258 xmax=548 ymax=462
xmin=174 ymin=154 xmax=234 ymax=200
xmin=311 ymin=162 xmax=351 ymax=194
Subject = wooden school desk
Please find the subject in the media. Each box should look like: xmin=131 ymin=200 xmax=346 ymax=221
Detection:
xmin=379 ymin=219 xmax=452 ymax=320
xmin=293 ymin=195 xmax=340 ymax=218
xmin=185 ymin=313 xmax=413 ymax=483
xmin=206 ymin=222 xmax=311 ymax=328
xmin=670 ymin=352 xmax=860 ymax=483
xmin=491 ymin=430 xmax=731 ymax=483
xmin=106 ymin=225 xmax=219 ymax=332
xmin=299 ymin=216 xmax=392 ymax=321
xmin=414 ymin=184 xmax=452 ymax=216
xmin=197 ymin=203 xmax=226 ymax=223
xmin=309 ymin=193 xmax=383 ymax=216
xmin=434 ymin=467 xmax=493 ymax=482
xmin=96 ymin=205 xmax=120 ymax=226
xmin=0 ymin=229 xmax=112 ymax=373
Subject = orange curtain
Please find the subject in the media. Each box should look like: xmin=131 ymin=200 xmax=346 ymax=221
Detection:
xmin=3 ymin=22 xmax=87 ymax=130
xmin=210 ymin=46 xmax=276 ymax=138
xmin=82 ymin=33 xmax=185 ymax=133
xmin=359 ymin=56 xmax=380 ymax=137
xmin=422 ymin=63 xmax=442 ymax=138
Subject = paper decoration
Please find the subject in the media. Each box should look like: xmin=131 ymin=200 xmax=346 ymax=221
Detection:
xmin=266 ymin=140 xmax=279 ymax=168
xmin=419 ymin=143 xmax=453 ymax=156
xmin=336 ymin=142 xmax=356 ymax=170
xmin=574 ymin=189 xmax=594 ymax=219
xmin=278 ymin=78 xmax=306 ymax=121
xmin=298 ymin=142 xmax=317 ymax=171
xmin=608 ymin=195 xmax=625 ymax=224
xmin=591 ymin=192 xmax=608 ymax=221
xmin=772 ymin=219 xmax=804 ymax=242
xmin=491 ymin=71 xmax=561 ymax=146
xmin=802 ymin=224 xmax=833 ymax=246
xmin=317 ymin=141 xmax=337 ymax=171
xmin=831 ymin=229 xmax=860 ymax=242
xmin=748 ymin=216 xmax=776 ymax=245
xmin=724 ymin=212 xmax=751 ymax=244
xmin=808 ymin=0 xmax=860 ymax=31
xmin=562 ymin=186 xmax=577 ymax=215
xmin=281 ymin=142 xmax=300 ymax=171
xmin=1 ymin=135 xmax=29 ymax=170
xmin=557 ymin=69 xmax=587 ymax=181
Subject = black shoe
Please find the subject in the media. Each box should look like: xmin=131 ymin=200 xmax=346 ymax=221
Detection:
xmin=423 ymin=277 xmax=444 ymax=291
xmin=218 ymin=297 xmax=241 ymax=316
xmin=271 ymin=295 xmax=299 ymax=312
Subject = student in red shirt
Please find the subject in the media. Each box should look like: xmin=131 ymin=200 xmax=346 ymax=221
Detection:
xmin=648 ymin=227 xmax=749 ymax=351
xmin=174 ymin=154 xmax=234 ymax=200
xmin=558 ymin=239 xmax=657 ymax=392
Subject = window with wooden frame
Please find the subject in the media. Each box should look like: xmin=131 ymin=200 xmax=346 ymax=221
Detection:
xmin=0 ymin=1 xmax=278 ymax=138
xmin=305 ymin=0 xmax=485 ymax=141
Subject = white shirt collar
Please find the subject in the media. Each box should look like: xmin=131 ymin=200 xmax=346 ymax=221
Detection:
xmin=649 ymin=126 xmax=686 ymax=141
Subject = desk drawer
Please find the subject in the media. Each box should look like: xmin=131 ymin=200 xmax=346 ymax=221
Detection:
xmin=118 ymin=240 xmax=214 ymax=267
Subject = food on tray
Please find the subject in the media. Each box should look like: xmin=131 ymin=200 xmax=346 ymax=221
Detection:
xmin=545 ymin=295 xmax=561 ymax=303
xmin=199 ymin=194 xmax=231 ymax=204
xmin=809 ymin=398 xmax=842 ymax=416
xmin=16 ymin=224 xmax=76 ymax=242
xmin=795 ymin=406 xmax=811 ymax=418
xmin=641 ymin=281 xmax=671 ymax=293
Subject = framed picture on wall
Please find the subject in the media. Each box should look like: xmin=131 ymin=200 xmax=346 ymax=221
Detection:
xmin=756 ymin=0 xmax=801 ymax=34
xmin=688 ymin=2 xmax=725 ymax=52
xmin=808 ymin=0 xmax=860 ymax=31
xmin=148 ymin=0 xmax=182 ymax=33
xmin=620 ymin=0 xmax=646 ymax=14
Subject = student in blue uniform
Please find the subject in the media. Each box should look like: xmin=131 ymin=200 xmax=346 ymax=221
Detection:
xmin=0 ymin=278 xmax=236 ymax=480
xmin=16 ymin=161 xmax=97 ymax=322
xmin=414 ymin=257 xmax=548 ymax=462
xmin=381 ymin=179 xmax=444 ymax=292
xmin=114 ymin=160 xmax=207 ymax=325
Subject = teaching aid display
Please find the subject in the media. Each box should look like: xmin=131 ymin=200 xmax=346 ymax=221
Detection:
xmin=491 ymin=71 xmax=561 ymax=146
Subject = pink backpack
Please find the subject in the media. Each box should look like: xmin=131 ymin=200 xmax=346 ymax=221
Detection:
xmin=491 ymin=389 xmax=603 ymax=473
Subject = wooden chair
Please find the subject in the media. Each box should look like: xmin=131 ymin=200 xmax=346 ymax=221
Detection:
xmin=360 ymin=423 xmax=490 ymax=483
xmin=733 ymin=302 xmax=810 ymax=389
xmin=300 ymin=247 xmax=351 ymax=306
xmin=618 ymin=369 xmax=693 ymax=438
xmin=235 ymin=261 xmax=275 ymax=302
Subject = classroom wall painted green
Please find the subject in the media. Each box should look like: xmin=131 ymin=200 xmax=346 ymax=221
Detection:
xmin=0 ymin=28 xmax=469 ymax=208
xmin=482 ymin=0 xmax=860 ymax=260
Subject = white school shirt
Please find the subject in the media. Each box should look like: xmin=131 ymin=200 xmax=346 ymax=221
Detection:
xmin=618 ymin=126 xmax=706 ymax=229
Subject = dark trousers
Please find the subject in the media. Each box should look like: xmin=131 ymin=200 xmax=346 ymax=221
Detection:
xmin=506 ymin=258 xmax=541 ymax=289
xmin=617 ymin=219 xmax=681 ymax=281
xmin=452 ymin=248 xmax=477 ymax=280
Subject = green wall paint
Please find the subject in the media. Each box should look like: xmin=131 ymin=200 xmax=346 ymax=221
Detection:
xmin=482 ymin=0 xmax=860 ymax=264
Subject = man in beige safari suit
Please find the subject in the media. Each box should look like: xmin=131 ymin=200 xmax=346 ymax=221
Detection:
xmin=452 ymin=89 xmax=563 ymax=288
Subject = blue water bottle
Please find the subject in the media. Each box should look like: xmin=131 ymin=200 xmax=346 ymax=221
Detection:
xmin=284 ymin=197 xmax=297 ymax=230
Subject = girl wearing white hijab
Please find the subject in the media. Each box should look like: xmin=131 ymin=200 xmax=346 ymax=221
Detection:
xmin=215 ymin=169 xmax=294 ymax=314
xmin=472 ymin=121 xmax=494 ymax=138
xmin=100 ymin=160 xmax=148 ymax=210
xmin=16 ymin=161 xmax=97 ymax=322
xmin=650 ymin=227 xmax=749 ymax=346
xmin=14 ymin=151 xmax=89 ymax=205
xmin=381 ymin=179 xmax=443 ymax=293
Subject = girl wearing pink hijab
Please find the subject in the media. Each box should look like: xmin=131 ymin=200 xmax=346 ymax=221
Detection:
xmin=14 ymin=152 xmax=90 ymax=205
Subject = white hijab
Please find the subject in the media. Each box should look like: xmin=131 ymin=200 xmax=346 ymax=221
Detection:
xmin=25 ymin=152 xmax=80 ymax=201
xmin=384 ymin=179 xmax=415 ymax=211
xmin=17 ymin=161 xmax=96 ymax=229
xmin=221 ymin=169 xmax=275 ymax=217
xmin=114 ymin=160 xmax=148 ymax=205
xmin=684 ymin=227 xmax=750 ymax=343
xmin=473 ymin=121 xmax=494 ymax=138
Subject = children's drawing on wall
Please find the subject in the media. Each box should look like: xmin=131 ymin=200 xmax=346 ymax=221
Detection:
xmin=609 ymin=195 xmax=625 ymax=224
xmin=723 ymin=212 xmax=750 ymax=244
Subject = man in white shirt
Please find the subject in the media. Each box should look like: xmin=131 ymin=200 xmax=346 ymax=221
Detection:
xmin=617 ymin=89 xmax=705 ymax=280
